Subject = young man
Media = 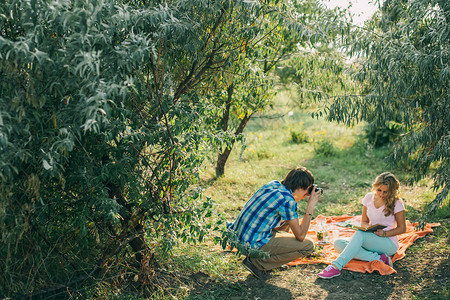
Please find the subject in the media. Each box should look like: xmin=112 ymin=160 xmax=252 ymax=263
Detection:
xmin=228 ymin=166 xmax=322 ymax=278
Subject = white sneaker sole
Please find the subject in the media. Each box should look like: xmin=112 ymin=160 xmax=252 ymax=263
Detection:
xmin=318 ymin=273 xmax=340 ymax=279
xmin=387 ymin=256 xmax=393 ymax=268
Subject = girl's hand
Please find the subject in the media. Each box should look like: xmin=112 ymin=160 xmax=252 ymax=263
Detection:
xmin=374 ymin=229 xmax=386 ymax=237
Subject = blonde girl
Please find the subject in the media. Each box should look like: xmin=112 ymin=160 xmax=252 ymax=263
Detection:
xmin=318 ymin=172 xmax=406 ymax=279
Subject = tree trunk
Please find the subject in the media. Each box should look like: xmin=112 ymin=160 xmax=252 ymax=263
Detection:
xmin=216 ymin=147 xmax=231 ymax=177
xmin=107 ymin=182 xmax=151 ymax=265
xmin=215 ymin=113 xmax=252 ymax=177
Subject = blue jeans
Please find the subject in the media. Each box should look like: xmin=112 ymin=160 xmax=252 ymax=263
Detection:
xmin=332 ymin=230 xmax=398 ymax=270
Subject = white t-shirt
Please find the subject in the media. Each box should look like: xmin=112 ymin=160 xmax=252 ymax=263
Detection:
xmin=362 ymin=192 xmax=405 ymax=247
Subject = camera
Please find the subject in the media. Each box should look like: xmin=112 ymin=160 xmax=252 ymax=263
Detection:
xmin=308 ymin=185 xmax=323 ymax=195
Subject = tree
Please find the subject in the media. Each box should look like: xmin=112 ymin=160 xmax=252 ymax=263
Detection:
xmin=326 ymin=0 xmax=449 ymax=217
xmin=210 ymin=0 xmax=349 ymax=177
xmin=0 ymin=0 xmax=270 ymax=297
xmin=211 ymin=49 xmax=276 ymax=177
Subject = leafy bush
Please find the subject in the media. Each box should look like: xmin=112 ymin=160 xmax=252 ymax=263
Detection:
xmin=215 ymin=227 xmax=269 ymax=259
xmin=364 ymin=121 xmax=403 ymax=148
xmin=0 ymin=0 xmax=263 ymax=297
xmin=290 ymin=129 xmax=309 ymax=144
xmin=314 ymin=139 xmax=336 ymax=157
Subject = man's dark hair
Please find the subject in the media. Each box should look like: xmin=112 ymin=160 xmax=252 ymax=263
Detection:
xmin=281 ymin=166 xmax=314 ymax=192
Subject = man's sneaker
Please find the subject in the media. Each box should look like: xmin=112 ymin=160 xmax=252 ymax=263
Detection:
xmin=277 ymin=264 xmax=290 ymax=271
xmin=242 ymin=257 xmax=267 ymax=279
xmin=268 ymin=264 xmax=290 ymax=273
xmin=379 ymin=253 xmax=393 ymax=267
xmin=318 ymin=265 xmax=341 ymax=279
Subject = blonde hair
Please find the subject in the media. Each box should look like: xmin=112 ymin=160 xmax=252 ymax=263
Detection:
xmin=372 ymin=172 xmax=401 ymax=216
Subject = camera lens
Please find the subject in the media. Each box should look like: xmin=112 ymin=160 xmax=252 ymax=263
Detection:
xmin=308 ymin=185 xmax=323 ymax=194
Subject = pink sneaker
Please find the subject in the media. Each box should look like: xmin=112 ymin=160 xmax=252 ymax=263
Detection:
xmin=379 ymin=254 xmax=393 ymax=267
xmin=318 ymin=265 xmax=341 ymax=279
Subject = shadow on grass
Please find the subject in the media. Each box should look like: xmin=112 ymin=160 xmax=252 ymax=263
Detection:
xmin=394 ymin=255 xmax=450 ymax=299
xmin=313 ymin=270 xmax=396 ymax=300
xmin=413 ymin=254 xmax=450 ymax=298
xmin=392 ymin=222 xmax=450 ymax=298
xmin=186 ymin=271 xmax=293 ymax=300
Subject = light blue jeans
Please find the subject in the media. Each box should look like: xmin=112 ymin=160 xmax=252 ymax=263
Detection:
xmin=332 ymin=230 xmax=398 ymax=270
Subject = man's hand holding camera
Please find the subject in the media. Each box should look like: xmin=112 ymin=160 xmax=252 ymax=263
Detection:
xmin=307 ymin=184 xmax=323 ymax=209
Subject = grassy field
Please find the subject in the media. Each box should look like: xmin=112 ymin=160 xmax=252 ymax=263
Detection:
xmin=143 ymin=88 xmax=449 ymax=299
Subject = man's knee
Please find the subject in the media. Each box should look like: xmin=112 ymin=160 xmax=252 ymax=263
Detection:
xmin=299 ymin=238 xmax=314 ymax=255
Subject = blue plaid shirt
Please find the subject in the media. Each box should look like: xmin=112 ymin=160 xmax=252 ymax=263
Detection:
xmin=228 ymin=180 xmax=298 ymax=248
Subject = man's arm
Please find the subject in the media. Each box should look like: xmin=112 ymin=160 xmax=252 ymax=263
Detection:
xmin=272 ymin=221 xmax=290 ymax=232
xmin=286 ymin=214 xmax=310 ymax=241
xmin=286 ymin=188 xmax=321 ymax=241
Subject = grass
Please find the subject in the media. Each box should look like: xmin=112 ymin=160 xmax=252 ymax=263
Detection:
xmin=120 ymin=88 xmax=449 ymax=299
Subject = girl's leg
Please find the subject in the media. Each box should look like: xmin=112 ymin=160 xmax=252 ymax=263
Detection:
xmin=332 ymin=230 xmax=397 ymax=270
xmin=333 ymin=238 xmax=350 ymax=253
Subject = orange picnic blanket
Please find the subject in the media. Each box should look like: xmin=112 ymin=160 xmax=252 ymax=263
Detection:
xmin=287 ymin=215 xmax=441 ymax=275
